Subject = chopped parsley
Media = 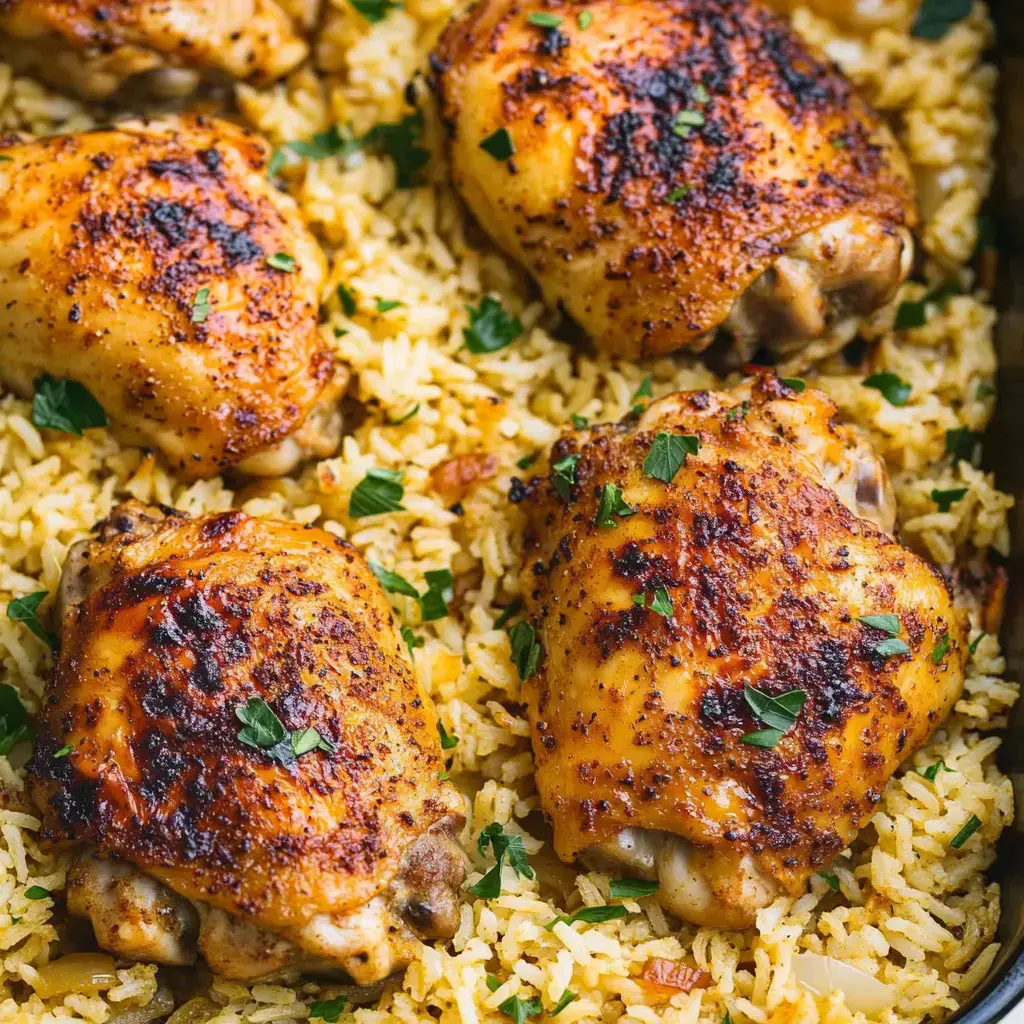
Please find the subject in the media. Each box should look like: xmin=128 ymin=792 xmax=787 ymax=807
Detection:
xmin=420 ymin=569 xmax=453 ymax=621
xmin=516 ymin=452 xmax=538 ymax=470
xmin=308 ymin=998 xmax=347 ymax=1023
xmin=365 ymin=113 xmax=430 ymax=189
xmin=741 ymin=684 xmax=807 ymax=748
xmin=437 ymin=721 xmax=459 ymax=750
xmin=336 ymin=283 xmax=358 ymax=316
xmin=693 ymin=83 xmax=710 ymax=104
xmin=969 ymin=632 xmax=987 ymax=654
xmin=0 ymin=686 xmax=33 ymax=756
xmin=932 ymin=487 xmax=968 ymax=512
xmin=780 ymin=377 xmax=805 ymax=393
xmin=6 ymin=591 xmax=57 ymax=650
xmin=469 ymin=821 xmax=535 ymax=898
xmin=856 ymin=614 xmax=901 ymax=634
xmin=266 ymin=252 xmax=296 ymax=272
xmin=498 ymin=995 xmax=543 ymax=1024
xmin=464 ymin=296 xmax=523 ymax=353
xmin=480 ymin=127 xmax=515 ymax=161
xmin=595 ymin=483 xmax=635 ymax=528
xmin=376 ymin=298 xmax=402 ymax=313
xmin=632 ymin=587 xmax=673 ymax=618
xmin=236 ymin=697 xmax=335 ymax=764
xmin=632 ymin=376 xmax=653 ymax=402
xmin=817 ymin=870 xmax=840 ymax=891
xmin=527 ymin=11 xmax=563 ymax=26
xmin=571 ymin=413 xmax=589 ymax=428
xmin=349 ymin=467 xmax=405 ymax=518
xmin=577 ymin=10 xmax=592 ymax=28
xmin=863 ymin=372 xmax=912 ymax=407
xmin=875 ymin=637 xmax=911 ymax=658
xmin=950 ymin=813 xmax=982 ymax=849
xmin=550 ymin=990 xmax=577 ymax=1016
xmin=509 ymin=620 xmax=542 ymax=680
xmin=350 ymin=0 xmax=401 ymax=21
xmin=672 ymin=109 xmax=705 ymax=136
xmin=551 ymin=453 xmax=580 ymax=501
xmin=894 ymin=281 xmax=962 ymax=330
xmin=643 ymin=432 xmax=699 ymax=484
xmin=24 ymin=886 xmax=49 ymax=900
xmin=946 ymin=427 xmax=982 ymax=466
xmin=402 ymin=626 xmax=424 ymax=659
xmin=919 ymin=759 xmax=954 ymax=782
xmin=53 ymin=745 xmax=72 ymax=759
xmin=726 ymin=401 xmax=749 ymax=421
xmin=911 ymin=0 xmax=972 ymax=40
xmin=389 ymin=402 xmax=420 ymax=425
xmin=271 ymin=123 xmax=362 ymax=175
xmin=494 ymin=600 xmax=523 ymax=629
xmin=544 ymin=904 xmax=627 ymax=929
xmin=608 ymin=878 xmax=659 ymax=899
xmin=665 ymin=185 xmax=691 ymax=204
xmin=191 ymin=287 xmax=211 ymax=324
xmin=931 ymin=632 xmax=950 ymax=664
xmin=368 ymin=561 xmax=419 ymax=599
xmin=32 ymin=375 xmax=108 ymax=436
xmin=487 ymin=975 xmax=502 ymax=993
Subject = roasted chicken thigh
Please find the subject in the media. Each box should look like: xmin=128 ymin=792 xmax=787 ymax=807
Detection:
xmin=0 ymin=0 xmax=309 ymax=100
xmin=432 ymin=0 xmax=917 ymax=361
xmin=28 ymin=502 xmax=465 ymax=982
xmin=0 ymin=116 xmax=340 ymax=480
xmin=518 ymin=376 xmax=963 ymax=927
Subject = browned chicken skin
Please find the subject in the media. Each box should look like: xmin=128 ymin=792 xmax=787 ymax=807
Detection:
xmin=0 ymin=0 xmax=310 ymax=100
xmin=432 ymin=0 xmax=917 ymax=360
xmin=0 ymin=116 xmax=341 ymax=481
xmin=518 ymin=376 xmax=963 ymax=927
xmin=28 ymin=502 xmax=465 ymax=982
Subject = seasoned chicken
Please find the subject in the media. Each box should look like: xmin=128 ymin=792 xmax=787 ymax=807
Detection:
xmin=0 ymin=0 xmax=309 ymax=100
xmin=28 ymin=502 xmax=465 ymax=982
xmin=0 ymin=116 xmax=342 ymax=481
xmin=432 ymin=0 xmax=917 ymax=361
xmin=518 ymin=375 xmax=963 ymax=928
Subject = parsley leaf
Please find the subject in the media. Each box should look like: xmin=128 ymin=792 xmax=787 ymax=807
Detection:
xmin=0 ymin=685 xmax=31 ymax=756
xmin=894 ymin=281 xmax=962 ymax=329
xmin=665 ymin=184 xmax=691 ymax=203
xmin=969 ymin=632 xmax=987 ymax=654
xmin=874 ymin=637 xmax=911 ymax=658
xmin=7 ymin=592 xmax=57 ymax=650
xmin=350 ymin=0 xmax=401 ymax=21
xmin=643 ymin=432 xmax=699 ymax=483
xmin=480 ymin=127 xmax=515 ymax=161
xmin=470 ymin=821 xmax=535 ymax=898
xmin=577 ymin=10 xmax=592 ymax=27
xmin=509 ymin=620 xmax=542 ymax=681
xmin=368 ymin=561 xmax=419 ymax=599
xmin=487 ymin=975 xmax=502 ymax=993
xmin=595 ymin=483 xmax=635 ymax=528
xmin=274 ymin=124 xmax=362 ymax=173
xmin=308 ymin=998 xmax=347 ymax=1023
xmin=743 ymin=684 xmax=807 ymax=734
xmin=494 ymin=600 xmax=523 ymax=629
xmin=527 ymin=11 xmax=563 ymax=26
xmin=516 ymin=453 xmax=537 ymax=470
xmin=376 ymin=298 xmax=402 ymax=313
xmin=336 ymin=284 xmax=358 ymax=317
xmin=365 ymin=113 xmax=430 ymax=188
xmin=950 ymin=812 xmax=982 ymax=849
xmin=499 ymin=995 xmax=544 ymax=1024
xmin=911 ymin=0 xmax=972 ymax=40
xmin=544 ymin=904 xmax=627 ymax=929
xmin=24 ymin=886 xmax=49 ymax=900
xmin=609 ymin=878 xmax=659 ymax=899
xmin=632 ymin=377 xmax=653 ymax=402
xmin=389 ymin=403 xmax=420 ymax=425
xmin=634 ymin=587 xmax=673 ymax=617
xmin=32 ymin=376 xmax=108 ymax=436
xmin=438 ymin=721 xmax=459 ymax=750
xmin=863 ymin=372 xmax=912 ymax=407
xmin=780 ymin=377 xmax=805 ymax=392
xmin=420 ymin=569 xmax=453 ymax=621
xmin=266 ymin=252 xmax=296 ymax=272
xmin=817 ymin=870 xmax=840 ymax=891
xmin=856 ymin=614 xmax=901 ymax=635
xmin=946 ymin=427 xmax=982 ymax=466
xmin=571 ymin=414 xmax=589 ymax=428
xmin=672 ymin=109 xmax=705 ymax=136
xmin=349 ymin=468 xmax=405 ymax=518
xmin=550 ymin=990 xmax=577 ymax=1016
xmin=931 ymin=632 xmax=950 ymax=664
xmin=932 ymin=487 xmax=968 ymax=512
xmin=236 ymin=697 xmax=334 ymax=764
xmin=726 ymin=401 xmax=749 ymax=421
xmin=53 ymin=745 xmax=72 ymax=758
xmin=464 ymin=296 xmax=523 ymax=353
xmin=402 ymin=626 xmax=424 ymax=659
xmin=919 ymin=759 xmax=954 ymax=782
xmin=551 ymin=453 xmax=580 ymax=501
xmin=191 ymin=287 xmax=212 ymax=323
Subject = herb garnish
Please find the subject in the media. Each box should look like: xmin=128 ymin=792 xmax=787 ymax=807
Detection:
xmin=946 ymin=427 xmax=982 ymax=466
xmin=32 ymin=376 xmax=108 ymax=436
xmin=551 ymin=453 xmax=580 ymax=501
xmin=595 ymin=483 xmax=635 ymax=528
xmin=438 ymin=721 xmax=459 ymax=750
xmin=24 ymin=887 xmax=49 ymax=900
xmin=643 ymin=432 xmax=699 ymax=483
xmin=856 ymin=614 xmax=901 ymax=634
xmin=932 ymin=487 xmax=968 ymax=512
xmin=894 ymin=281 xmax=962 ymax=329
xmin=544 ymin=904 xmax=627 ymax=930
xmin=349 ymin=467 xmax=406 ymax=517
xmin=780 ymin=377 xmax=805 ymax=392
xmin=577 ymin=10 xmax=592 ymax=27
xmin=368 ymin=561 xmax=420 ymax=599
xmin=911 ymin=0 xmax=972 ymax=40
xmin=402 ymin=626 xmax=424 ymax=659
xmin=969 ymin=633 xmax=987 ymax=654
xmin=7 ymin=592 xmax=57 ymax=650
xmin=470 ymin=821 xmax=535 ymax=898
xmin=337 ymin=284 xmax=358 ymax=316
xmin=236 ymin=697 xmax=335 ymax=764
xmin=665 ymin=185 xmax=691 ymax=204
xmin=494 ymin=601 xmax=523 ymax=630
xmin=389 ymin=403 xmax=420 ymax=425
xmin=350 ymin=0 xmax=401 ymax=21
xmin=817 ymin=870 xmax=840 ymax=891
xmin=464 ymin=296 xmax=523 ymax=353
xmin=376 ymin=298 xmax=402 ymax=313
xmin=509 ymin=621 xmax=542 ymax=681
xmin=527 ymin=11 xmax=563 ymax=26
xmin=726 ymin=401 xmax=749 ymax=421
xmin=480 ymin=127 xmax=515 ymax=162
xmin=365 ymin=113 xmax=430 ymax=189
xmin=919 ymin=759 xmax=954 ymax=782
xmin=308 ymin=998 xmax=347 ymax=1023
xmin=420 ymin=569 xmax=453 ymax=621
xmin=950 ymin=813 xmax=982 ymax=849
xmin=498 ymin=995 xmax=544 ymax=1024
xmin=632 ymin=587 xmax=673 ymax=618
xmin=550 ymin=990 xmax=577 ymax=1016
xmin=864 ymin=372 xmax=912 ymax=407
xmin=571 ymin=413 xmax=589 ymax=428
xmin=609 ymin=878 xmax=659 ymax=899
xmin=0 ymin=685 xmax=31 ymax=756
xmin=741 ymin=684 xmax=806 ymax=748
xmin=516 ymin=453 xmax=537 ymax=470
xmin=191 ymin=287 xmax=211 ymax=324
xmin=266 ymin=252 xmax=296 ymax=272
xmin=931 ymin=632 xmax=950 ymax=664
xmin=53 ymin=745 xmax=72 ymax=759
xmin=672 ymin=109 xmax=705 ymax=136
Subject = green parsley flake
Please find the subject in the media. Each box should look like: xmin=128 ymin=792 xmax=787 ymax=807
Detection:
xmin=931 ymin=632 xmax=950 ymax=664
xmin=32 ymin=375 xmax=108 ymax=437
xmin=487 ymin=975 xmax=502 ymax=993
xmin=632 ymin=376 xmax=653 ymax=402
xmin=349 ymin=467 xmax=405 ymax=518
xmin=470 ymin=821 xmax=535 ymax=899
xmin=480 ymin=127 xmax=515 ymax=161
xmin=498 ymin=995 xmax=544 ymax=1024
xmin=856 ymin=614 xmax=901 ymax=635
xmin=609 ymin=878 xmax=659 ymax=899
xmin=420 ymin=569 xmax=453 ymax=621
xmin=389 ymin=402 xmax=420 ymax=425
xmin=932 ymin=487 xmax=968 ymax=512
xmin=437 ymin=720 xmax=459 ymax=750
xmin=402 ymin=626 xmax=424 ymax=659
xmin=919 ymin=759 xmax=954 ymax=782
xmin=24 ymin=886 xmax=49 ymax=900
xmin=911 ymin=0 xmax=971 ymax=40
xmin=950 ymin=813 xmax=982 ymax=849
xmin=527 ymin=11 xmax=563 ymax=26
xmin=693 ymin=83 xmax=710 ymax=104
xmin=266 ymin=252 xmax=296 ymax=272
xmin=571 ymin=413 xmax=589 ymax=428
xmin=516 ymin=452 xmax=538 ymax=470
xmin=863 ymin=372 xmax=912 ymax=407
xmin=780 ymin=377 xmax=805 ymax=393
xmin=633 ymin=587 xmax=673 ymax=618
xmin=350 ymin=0 xmax=402 ymax=21
xmin=643 ymin=432 xmax=699 ymax=483
xmin=874 ymin=637 xmax=911 ymax=658
xmin=376 ymin=298 xmax=402 ymax=313
xmin=577 ymin=10 xmax=592 ymax=28
xmin=595 ymin=483 xmax=635 ymax=528
xmin=544 ymin=904 xmax=628 ymax=930
xmin=969 ymin=632 xmax=987 ymax=654
xmin=7 ymin=591 xmax=57 ymax=650
xmin=364 ymin=113 xmax=430 ymax=189
xmin=509 ymin=620 xmax=542 ymax=681
xmin=235 ymin=697 xmax=335 ymax=764
xmin=53 ymin=745 xmax=72 ymax=759
xmin=551 ymin=453 xmax=580 ymax=501
xmin=336 ymin=283 xmax=358 ymax=317
xmin=817 ymin=870 xmax=840 ymax=891
xmin=0 ymin=686 xmax=31 ymax=756
xmin=665 ymin=185 xmax=691 ymax=203
xmin=494 ymin=600 xmax=523 ymax=629
xmin=368 ymin=561 xmax=419 ymax=599
xmin=464 ymin=296 xmax=523 ymax=353
xmin=946 ymin=427 xmax=982 ymax=466
xmin=191 ymin=287 xmax=211 ymax=324
xmin=742 ymin=685 xmax=806 ymax=749
xmin=894 ymin=281 xmax=962 ymax=330
xmin=672 ymin=109 xmax=705 ymax=136
xmin=550 ymin=990 xmax=578 ymax=1016
xmin=308 ymin=998 xmax=347 ymax=1023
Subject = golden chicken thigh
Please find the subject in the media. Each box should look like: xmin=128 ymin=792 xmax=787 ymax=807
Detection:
xmin=28 ymin=502 xmax=465 ymax=982
xmin=0 ymin=116 xmax=340 ymax=481
xmin=518 ymin=375 xmax=963 ymax=928
xmin=432 ymin=0 xmax=916 ymax=361
xmin=0 ymin=0 xmax=309 ymax=100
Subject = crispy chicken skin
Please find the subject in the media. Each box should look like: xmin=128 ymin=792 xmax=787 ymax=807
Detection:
xmin=0 ymin=116 xmax=341 ymax=481
xmin=432 ymin=0 xmax=917 ymax=360
xmin=0 ymin=0 xmax=309 ymax=100
xmin=518 ymin=376 xmax=964 ymax=928
xmin=28 ymin=502 xmax=465 ymax=982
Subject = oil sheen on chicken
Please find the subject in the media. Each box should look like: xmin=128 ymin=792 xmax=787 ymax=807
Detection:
xmin=28 ymin=502 xmax=465 ymax=982
xmin=0 ymin=0 xmax=309 ymax=99
xmin=0 ymin=116 xmax=343 ymax=481
xmin=518 ymin=376 xmax=964 ymax=928
xmin=432 ymin=0 xmax=917 ymax=361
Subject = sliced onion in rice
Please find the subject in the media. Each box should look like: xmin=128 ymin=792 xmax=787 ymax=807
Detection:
xmin=32 ymin=953 xmax=117 ymax=997
xmin=792 ymin=953 xmax=896 ymax=1015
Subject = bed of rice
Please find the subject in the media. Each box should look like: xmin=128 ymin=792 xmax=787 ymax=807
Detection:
xmin=0 ymin=1 xmax=1015 ymax=1022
